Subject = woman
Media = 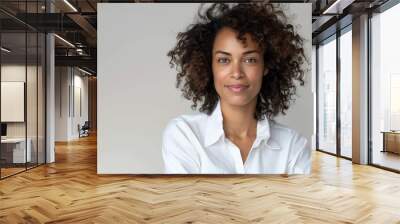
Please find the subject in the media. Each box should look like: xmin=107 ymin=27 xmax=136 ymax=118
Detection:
xmin=163 ymin=2 xmax=310 ymax=174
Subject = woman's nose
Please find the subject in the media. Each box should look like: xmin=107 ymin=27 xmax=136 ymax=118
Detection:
xmin=230 ymin=61 xmax=244 ymax=79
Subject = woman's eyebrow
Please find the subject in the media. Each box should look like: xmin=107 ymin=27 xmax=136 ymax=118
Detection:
xmin=242 ymin=50 xmax=260 ymax=55
xmin=214 ymin=50 xmax=231 ymax=56
xmin=214 ymin=50 xmax=260 ymax=55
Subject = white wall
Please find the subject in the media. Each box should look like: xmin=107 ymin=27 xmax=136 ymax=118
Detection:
xmin=98 ymin=3 xmax=313 ymax=174
xmin=55 ymin=67 xmax=89 ymax=141
xmin=55 ymin=67 xmax=70 ymax=141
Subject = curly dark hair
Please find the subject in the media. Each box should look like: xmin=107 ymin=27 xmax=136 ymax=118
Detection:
xmin=167 ymin=2 xmax=307 ymax=120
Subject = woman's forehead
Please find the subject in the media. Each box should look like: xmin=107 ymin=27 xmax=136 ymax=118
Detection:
xmin=213 ymin=27 xmax=261 ymax=53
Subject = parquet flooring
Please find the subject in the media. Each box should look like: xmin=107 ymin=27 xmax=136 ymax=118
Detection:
xmin=0 ymin=167 xmax=25 ymax=178
xmin=373 ymin=150 xmax=400 ymax=171
xmin=1 ymin=134 xmax=400 ymax=223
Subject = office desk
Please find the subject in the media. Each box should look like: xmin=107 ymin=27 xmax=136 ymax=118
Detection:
xmin=381 ymin=131 xmax=400 ymax=154
xmin=1 ymin=138 xmax=32 ymax=163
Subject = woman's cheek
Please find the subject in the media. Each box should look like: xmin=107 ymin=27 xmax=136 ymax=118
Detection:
xmin=213 ymin=75 xmax=224 ymax=96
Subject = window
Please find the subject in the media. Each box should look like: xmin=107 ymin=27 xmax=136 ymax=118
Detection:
xmin=339 ymin=28 xmax=352 ymax=158
xmin=318 ymin=35 xmax=337 ymax=155
xmin=370 ymin=2 xmax=400 ymax=171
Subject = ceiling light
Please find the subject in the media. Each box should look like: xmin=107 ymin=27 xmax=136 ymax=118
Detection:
xmin=78 ymin=67 xmax=93 ymax=76
xmin=322 ymin=0 xmax=354 ymax=15
xmin=54 ymin=34 xmax=75 ymax=48
xmin=1 ymin=47 xmax=11 ymax=53
xmin=63 ymin=0 xmax=78 ymax=12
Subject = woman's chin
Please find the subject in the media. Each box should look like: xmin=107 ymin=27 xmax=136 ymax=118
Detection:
xmin=222 ymin=96 xmax=255 ymax=107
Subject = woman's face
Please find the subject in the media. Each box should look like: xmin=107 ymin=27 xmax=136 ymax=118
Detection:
xmin=212 ymin=27 xmax=266 ymax=108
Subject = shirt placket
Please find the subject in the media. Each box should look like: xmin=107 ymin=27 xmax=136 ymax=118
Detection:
xmin=224 ymin=138 xmax=245 ymax=173
xmin=243 ymin=138 xmax=263 ymax=172
xmin=225 ymin=138 xmax=262 ymax=174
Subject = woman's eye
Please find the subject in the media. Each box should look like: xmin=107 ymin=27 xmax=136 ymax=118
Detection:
xmin=217 ymin=58 xmax=230 ymax=64
xmin=244 ymin=58 xmax=257 ymax=63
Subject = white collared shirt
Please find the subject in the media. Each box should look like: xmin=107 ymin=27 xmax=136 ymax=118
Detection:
xmin=161 ymin=101 xmax=311 ymax=174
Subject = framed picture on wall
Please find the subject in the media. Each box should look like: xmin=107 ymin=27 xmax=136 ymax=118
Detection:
xmin=1 ymin=81 xmax=25 ymax=122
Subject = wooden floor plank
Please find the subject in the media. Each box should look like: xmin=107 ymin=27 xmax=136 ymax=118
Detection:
xmin=0 ymin=134 xmax=400 ymax=223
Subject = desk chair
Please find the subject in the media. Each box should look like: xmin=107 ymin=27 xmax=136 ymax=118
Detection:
xmin=79 ymin=121 xmax=90 ymax=138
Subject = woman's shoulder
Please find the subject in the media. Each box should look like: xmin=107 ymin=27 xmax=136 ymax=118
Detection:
xmin=268 ymin=120 xmax=307 ymax=147
xmin=163 ymin=112 xmax=208 ymax=137
xmin=269 ymin=120 xmax=300 ymax=138
xmin=269 ymin=121 xmax=311 ymax=174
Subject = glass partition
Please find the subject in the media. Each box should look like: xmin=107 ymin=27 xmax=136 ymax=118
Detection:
xmin=0 ymin=1 xmax=46 ymax=179
xmin=1 ymin=31 xmax=28 ymax=177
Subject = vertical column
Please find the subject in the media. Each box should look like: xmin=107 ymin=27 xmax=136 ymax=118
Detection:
xmin=352 ymin=14 xmax=369 ymax=164
xmin=46 ymin=1 xmax=55 ymax=163
xmin=312 ymin=45 xmax=317 ymax=150
xmin=337 ymin=29 xmax=341 ymax=156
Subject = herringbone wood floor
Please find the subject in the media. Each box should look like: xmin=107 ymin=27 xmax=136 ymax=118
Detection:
xmin=1 ymin=134 xmax=400 ymax=223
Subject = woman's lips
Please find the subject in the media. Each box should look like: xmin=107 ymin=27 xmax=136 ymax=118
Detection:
xmin=225 ymin=84 xmax=249 ymax=93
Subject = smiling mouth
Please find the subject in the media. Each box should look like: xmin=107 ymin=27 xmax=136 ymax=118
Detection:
xmin=225 ymin=84 xmax=249 ymax=93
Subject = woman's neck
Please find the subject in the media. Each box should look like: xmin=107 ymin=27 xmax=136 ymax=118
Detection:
xmin=220 ymin=99 xmax=257 ymax=140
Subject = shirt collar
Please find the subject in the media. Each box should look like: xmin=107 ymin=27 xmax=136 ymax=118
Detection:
xmin=204 ymin=100 xmax=271 ymax=148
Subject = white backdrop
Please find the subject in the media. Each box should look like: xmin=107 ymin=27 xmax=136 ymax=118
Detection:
xmin=97 ymin=3 xmax=313 ymax=174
